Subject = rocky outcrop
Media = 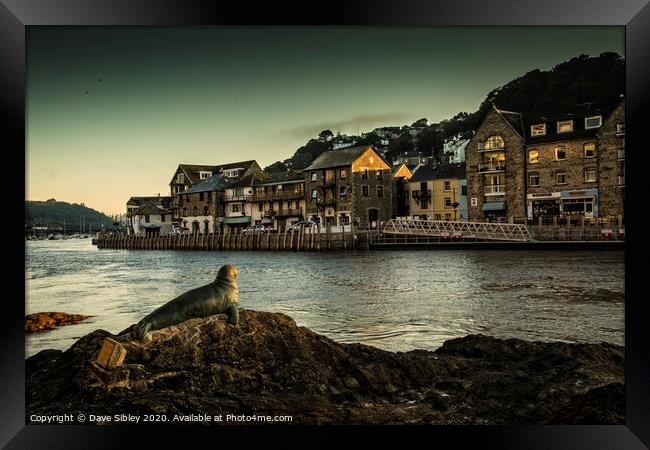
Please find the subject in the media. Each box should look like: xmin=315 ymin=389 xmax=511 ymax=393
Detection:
xmin=25 ymin=312 xmax=93 ymax=333
xmin=25 ymin=310 xmax=624 ymax=425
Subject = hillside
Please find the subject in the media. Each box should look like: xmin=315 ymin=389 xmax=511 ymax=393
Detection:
xmin=25 ymin=199 xmax=115 ymax=231
xmin=264 ymin=52 xmax=624 ymax=171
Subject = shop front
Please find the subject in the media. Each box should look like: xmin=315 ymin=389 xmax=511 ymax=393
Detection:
xmin=527 ymin=189 xmax=598 ymax=220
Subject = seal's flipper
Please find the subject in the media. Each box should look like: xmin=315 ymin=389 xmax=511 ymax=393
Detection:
xmin=134 ymin=320 xmax=151 ymax=340
xmin=226 ymin=304 xmax=239 ymax=326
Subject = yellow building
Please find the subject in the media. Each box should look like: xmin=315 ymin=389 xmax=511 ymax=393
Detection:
xmin=408 ymin=163 xmax=468 ymax=221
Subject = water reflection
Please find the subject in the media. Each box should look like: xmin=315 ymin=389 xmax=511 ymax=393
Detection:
xmin=25 ymin=240 xmax=624 ymax=357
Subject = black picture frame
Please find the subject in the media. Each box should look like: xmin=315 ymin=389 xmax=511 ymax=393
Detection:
xmin=3 ymin=1 xmax=648 ymax=448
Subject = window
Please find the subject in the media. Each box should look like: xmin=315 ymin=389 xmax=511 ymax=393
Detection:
xmin=232 ymin=203 xmax=242 ymax=213
xmin=362 ymin=185 xmax=369 ymax=197
xmin=584 ymin=143 xmax=596 ymax=158
xmin=234 ymin=188 xmax=244 ymax=197
xmin=554 ymin=146 xmax=566 ymax=161
xmin=311 ymin=189 xmax=317 ymax=199
xmin=288 ymin=201 xmax=293 ymax=209
xmin=584 ymin=167 xmax=597 ymax=183
xmin=461 ymin=185 xmax=467 ymax=196
xmin=311 ymin=172 xmax=317 ymax=182
xmin=557 ymin=120 xmax=573 ymax=133
xmin=183 ymin=208 xmax=187 ymax=217
xmin=531 ymin=124 xmax=546 ymax=136
xmin=444 ymin=197 xmax=452 ymax=208
xmin=203 ymin=206 xmax=209 ymax=216
xmin=616 ymin=123 xmax=625 ymax=135
xmin=483 ymin=135 xmax=505 ymax=150
xmin=340 ymin=169 xmax=347 ymax=179
xmin=445 ymin=213 xmax=452 ymax=221
xmin=434 ymin=214 xmax=441 ymax=220
xmin=443 ymin=181 xmax=451 ymax=192
xmin=376 ymin=170 xmax=382 ymax=180
xmin=340 ymin=186 xmax=347 ymax=197
xmin=258 ymin=203 xmax=263 ymax=212
xmin=529 ymin=172 xmax=540 ymax=187
xmin=377 ymin=186 xmax=383 ymax=197
xmin=199 ymin=171 xmax=212 ymax=179
xmin=160 ymin=214 xmax=166 ymax=222
xmin=193 ymin=206 xmax=198 ymax=216
xmin=585 ymin=116 xmax=602 ymax=129
xmin=223 ymin=169 xmax=240 ymax=177
xmin=340 ymin=215 xmax=350 ymax=225
xmin=556 ymin=172 xmax=567 ymax=185
xmin=176 ymin=173 xmax=185 ymax=183
xmin=145 ymin=215 xmax=150 ymax=223
xmin=174 ymin=186 xmax=183 ymax=194
xmin=199 ymin=192 xmax=204 ymax=201
xmin=529 ymin=150 xmax=539 ymax=164
xmin=361 ymin=169 xmax=368 ymax=179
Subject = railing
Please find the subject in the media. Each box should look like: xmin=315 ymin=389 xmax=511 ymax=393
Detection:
xmin=251 ymin=191 xmax=305 ymax=201
xmin=478 ymin=143 xmax=506 ymax=152
xmin=411 ymin=189 xmax=432 ymax=199
xmin=274 ymin=208 xmax=303 ymax=217
xmin=222 ymin=195 xmax=249 ymax=202
xmin=381 ymin=218 xmax=532 ymax=242
xmin=478 ymin=161 xmax=506 ymax=172
xmin=484 ymin=185 xmax=506 ymax=194
xmin=617 ymin=148 xmax=625 ymax=160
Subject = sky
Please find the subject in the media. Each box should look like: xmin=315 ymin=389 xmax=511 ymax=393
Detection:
xmin=26 ymin=26 xmax=624 ymax=215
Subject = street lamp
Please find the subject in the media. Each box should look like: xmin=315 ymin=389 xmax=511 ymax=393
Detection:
xmin=451 ymin=187 xmax=460 ymax=220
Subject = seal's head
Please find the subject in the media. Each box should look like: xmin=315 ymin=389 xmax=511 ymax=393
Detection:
xmin=217 ymin=264 xmax=239 ymax=282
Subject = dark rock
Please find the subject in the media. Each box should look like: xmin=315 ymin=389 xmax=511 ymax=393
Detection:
xmin=25 ymin=310 xmax=624 ymax=425
xmin=25 ymin=312 xmax=93 ymax=333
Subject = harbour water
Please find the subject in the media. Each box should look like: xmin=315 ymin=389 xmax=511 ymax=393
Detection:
xmin=25 ymin=239 xmax=624 ymax=358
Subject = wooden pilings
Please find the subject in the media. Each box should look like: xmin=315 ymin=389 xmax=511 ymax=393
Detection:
xmin=97 ymin=226 xmax=358 ymax=252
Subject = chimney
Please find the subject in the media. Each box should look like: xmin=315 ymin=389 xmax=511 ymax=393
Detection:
xmin=157 ymin=193 xmax=160 ymax=197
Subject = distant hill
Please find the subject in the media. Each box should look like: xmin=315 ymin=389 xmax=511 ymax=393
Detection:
xmin=25 ymin=199 xmax=116 ymax=231
xmin=264 ymin=52 xmax=625 ymax=171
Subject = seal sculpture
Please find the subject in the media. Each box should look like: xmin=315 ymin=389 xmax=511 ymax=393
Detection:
xmin=134 ymin=264 xmax=240 ymax=340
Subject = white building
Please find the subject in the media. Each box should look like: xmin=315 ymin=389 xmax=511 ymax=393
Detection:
xmin=128 ymin=204 xmax=173 ymax=236
xmin=443 ymin=131 xmax=473 ymax=164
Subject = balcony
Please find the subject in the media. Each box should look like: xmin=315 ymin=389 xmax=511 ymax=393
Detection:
xmin=411 ymin=189 xmax=432 ymax=199
xmin=274 ymin=208 xmax=303 ymax=217
xmin=251 ymin=191 xmax=305 ymax=202
xmin=478 ymin=161 xmax=506 ymax=173
xmin=617 ymin=148 xmax=625 ymax=160
xmin=263 ymin=210 xmax=277 ymax=217
xmin=484 ymin=185 xmax=506 ymax=195
xmin=222 ymin=194 xmax=250 ymax=202
xmin=478 ymin=143 xmax=506 ymax=152
xmin=618 ymin=176 xmax=625 ymax=187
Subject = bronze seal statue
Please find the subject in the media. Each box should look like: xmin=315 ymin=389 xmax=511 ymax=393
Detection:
xmin=134 ymin=264 xmax=240 ymax=340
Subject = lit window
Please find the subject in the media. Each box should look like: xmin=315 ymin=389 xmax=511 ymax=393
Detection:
xmin=483 ymin=135 xmax=505 ymax=150
xmin=531 ymin=124 xmax=546 ymax=136
xmin=557 ymin=120 xmax=573 ymax=133
xmin=340 ymin=169 xmax=347 ymax=179
xmin=584 ymin=168 xmax=597 ymax=183
xmin=376 ymin=170 xmax=382 ymax=180
xmin=556 ymin=172 xmax=567 ymax=184
xmin=555 ymin=147 xmax=566 ymax=161
xmin=529 ymin=173 xmax=540 ymax=186
xmin=529 ymin=150 xmax=539 ymax=164
xmin=584 ymin=143 xmax=596 ymax=158
xmin=585 ymin=116 xmax=602 ymax=129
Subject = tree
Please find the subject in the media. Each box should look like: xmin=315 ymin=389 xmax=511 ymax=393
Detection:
xmin=317 ymin=130 xmax=334 ymax=141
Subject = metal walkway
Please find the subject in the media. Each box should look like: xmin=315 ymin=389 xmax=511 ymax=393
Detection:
xmin=381 ymin=218 xmax=532 ymax=242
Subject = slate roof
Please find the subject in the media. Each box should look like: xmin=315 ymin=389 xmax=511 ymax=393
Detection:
xmin=256 ymin=171 xmax=304 ymax=186
xmin=171 ymin=160 xmax=258 ymax=185
xmin=182 ymin=174 xmax=233 ymax=194
xmin=523 ymin=101 xmax=620 ymax=144
xmin=128 ymin=204 xmax=170 ymax=217
xmin=409 ymin=163 xmax=466 ymax=182
xmin=304 ymin=145 xmax=372 ymax=170
xmin=494 ymin=106 xmax=525 ymax=138
xmin=127 ymin=196 xmax=173 ymax=209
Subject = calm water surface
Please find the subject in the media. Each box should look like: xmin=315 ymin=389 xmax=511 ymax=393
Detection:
xmin=25 ymin=239 xmax=624 ymax=357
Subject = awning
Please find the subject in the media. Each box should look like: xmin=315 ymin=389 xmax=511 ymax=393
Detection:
xmin=482 ymin=201 xmax=506 ymax=211
xmin=224 ymin=216 xmax=251 ymax=224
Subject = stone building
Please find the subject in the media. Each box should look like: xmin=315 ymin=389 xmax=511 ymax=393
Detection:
xmin=168 ymin=160 xmax=262 ymax=212
xmin=303 ymin=145 xmax=393 ymax=229
xmin=466 ymin=101 xmax=625 ymax=222
xmin=249 ymin=171 xmax=306 ymax=230
xmin=176 ymin=174 xmax=231 ymax=234
xmin=465 ymin=105 xmax=527 ymax=222
xmin=391 ymin=163 xmax=414 ymax=217
xmin=408 ymin=163 xmax=467 ymax=221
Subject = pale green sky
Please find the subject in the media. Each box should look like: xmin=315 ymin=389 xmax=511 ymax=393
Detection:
xmin=26 ymin=26 xmax=624 ymax=215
